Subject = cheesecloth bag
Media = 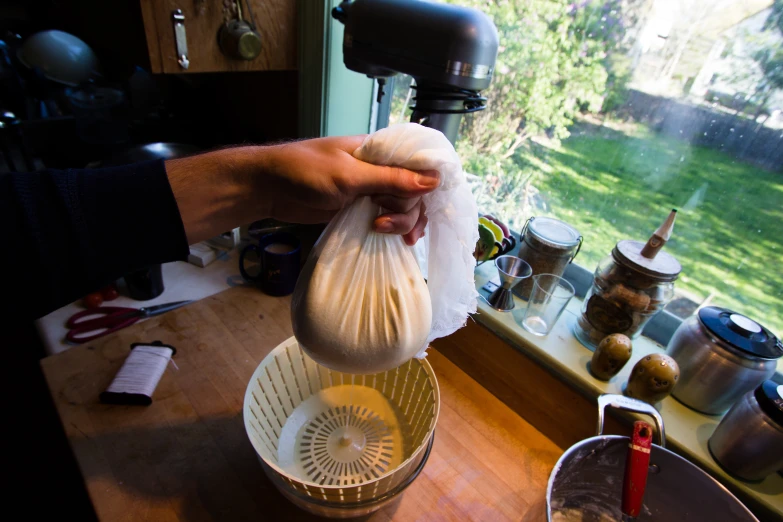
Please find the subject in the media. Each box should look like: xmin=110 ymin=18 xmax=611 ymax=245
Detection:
xmin=291 ymin=123 xmax=479 ymax=374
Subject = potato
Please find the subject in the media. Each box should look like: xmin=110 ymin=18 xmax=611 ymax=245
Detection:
xmin=590 ymin=333 xmax=633 ymax=381
xmin=625 ymin=353 xmax=679 ymax=404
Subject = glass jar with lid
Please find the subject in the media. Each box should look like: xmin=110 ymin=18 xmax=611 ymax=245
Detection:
xmin=512 ymin=217 xmax=582 ymax=300
xmin=574 ymin=239 xmax=681 ymax=349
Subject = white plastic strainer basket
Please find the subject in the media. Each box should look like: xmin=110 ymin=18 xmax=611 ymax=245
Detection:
xmin=243 ymin=336 xmax=440 ymax=515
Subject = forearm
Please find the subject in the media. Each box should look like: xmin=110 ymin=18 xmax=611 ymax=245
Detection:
xmin=1 ymin=134 xmax=434 ymax=322
xmin=164 ymin=136 xmax=440 ymax=244
xmin=164 ymin=145 xmax=272 ymax=245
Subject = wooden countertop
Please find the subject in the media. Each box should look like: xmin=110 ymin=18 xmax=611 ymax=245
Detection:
xmin=41 ymin=285 xmax=561 ymax=521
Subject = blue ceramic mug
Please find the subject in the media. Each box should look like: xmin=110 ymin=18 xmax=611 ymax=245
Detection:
xmin=239 ymin=232 xmax=301 ymax=296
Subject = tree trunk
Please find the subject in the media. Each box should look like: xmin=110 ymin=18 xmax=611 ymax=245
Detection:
xmin=731 ymin=81 xmax=767 ymax=123
xmin=753 ymin=90 xmax=772 ymax=121
xmin=502 ymin=131 xmax=530 ymax=159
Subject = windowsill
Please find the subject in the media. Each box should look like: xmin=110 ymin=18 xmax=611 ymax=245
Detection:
xmin=472 ymin=260 xmax=783 ymax=518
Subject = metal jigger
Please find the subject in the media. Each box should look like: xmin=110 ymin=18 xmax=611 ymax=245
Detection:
xmin=487 ymin=256 xmax=532 ymax=312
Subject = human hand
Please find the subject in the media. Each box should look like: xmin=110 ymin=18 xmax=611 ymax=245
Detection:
xmin=166 ymin=136 xmax=438 ymax=245
xmin=261 ymin=135 xmax=437 ymax=245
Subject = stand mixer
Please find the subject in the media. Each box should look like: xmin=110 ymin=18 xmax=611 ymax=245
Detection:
xmin=332 ymin=0 xmax=499 ymax=144
xmin=244 ymin=4 xmax=500 ymax=517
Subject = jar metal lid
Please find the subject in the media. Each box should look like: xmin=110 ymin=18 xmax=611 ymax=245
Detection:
xmin=754 ymin=380 xmax=783 ymax=426
xmin=527 ymin=217 xmax=581 ymax=249
xmin=698 ymin=306 xmax=783 ymax=360
xmin=612 ymin=239 xmax=682 ymax=281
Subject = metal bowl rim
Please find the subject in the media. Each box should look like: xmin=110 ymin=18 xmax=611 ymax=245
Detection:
xmin=545 ymin=435 xmax=759 ymax=522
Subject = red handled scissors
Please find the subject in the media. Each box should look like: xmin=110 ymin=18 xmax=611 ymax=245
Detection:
xmin=65 ymin=301 xmax=193 ymax=344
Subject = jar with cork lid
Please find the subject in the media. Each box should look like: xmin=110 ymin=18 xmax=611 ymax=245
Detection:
xmin=512 ymin=217 xmax=582 ymax=300
xmin=574 ymin=210 xmax=681 ymax=349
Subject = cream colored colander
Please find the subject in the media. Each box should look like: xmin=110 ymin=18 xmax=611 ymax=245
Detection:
xmin=243 ymin=336 xmax=439 ymax=517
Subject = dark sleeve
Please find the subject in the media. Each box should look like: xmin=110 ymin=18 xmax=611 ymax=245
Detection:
xmin=1 ymin=160 xmax=189 ymax=321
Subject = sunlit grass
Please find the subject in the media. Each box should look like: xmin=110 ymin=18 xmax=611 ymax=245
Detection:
xmin=509 ymin=121 xmax=783 ymax=335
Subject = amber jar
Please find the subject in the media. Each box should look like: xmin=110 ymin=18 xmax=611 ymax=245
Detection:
xmin=574 ymin=239 xmax=681 ymax=349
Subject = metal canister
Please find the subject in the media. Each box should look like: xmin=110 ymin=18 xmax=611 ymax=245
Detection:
xmin=709 ymin=380 xmax=783 ymax=482
xmin=666 ymin=307 xmax=782 ymax=415
xmin=574 ymin=240 xmax=681 ymax=349
xmin=512 ymin=217 xmax=581 ymax=300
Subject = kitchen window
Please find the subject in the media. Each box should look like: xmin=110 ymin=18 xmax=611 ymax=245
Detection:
xmin=386 ymin=0 xmax=783 ymax=341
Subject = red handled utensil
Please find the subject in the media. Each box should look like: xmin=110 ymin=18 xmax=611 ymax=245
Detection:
xmin=65 ymin=301 xmax=192 ymax=343
xmin=622 ymin=420 xmax=654 ymax=520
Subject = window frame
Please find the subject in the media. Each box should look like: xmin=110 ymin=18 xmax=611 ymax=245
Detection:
xmin=317 ymin=11 xmax=781 ymax=382
xmin=298 ymin=0 xmax=375 ymax=139
xmin=374 ymin=96 xmax=764 ymax=357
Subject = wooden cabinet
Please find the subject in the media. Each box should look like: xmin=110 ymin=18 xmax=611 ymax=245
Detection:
xmin=139 ymin=0 xmax=296 ymax=74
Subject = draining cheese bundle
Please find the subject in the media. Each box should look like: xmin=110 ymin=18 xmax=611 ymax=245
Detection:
xmin=291 ymin=123 xmax=479 ymax=374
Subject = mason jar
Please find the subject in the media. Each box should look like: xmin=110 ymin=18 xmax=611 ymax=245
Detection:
xmin=512 ymin=217 xmax=582 ymax=300
xmin=574 ymin=239 xmax=681 ymax=349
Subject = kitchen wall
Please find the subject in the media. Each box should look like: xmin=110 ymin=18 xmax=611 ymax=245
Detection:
xmin=2 ymin=0 xmax=299 ymax=170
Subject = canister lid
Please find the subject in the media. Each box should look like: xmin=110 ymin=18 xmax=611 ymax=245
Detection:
xmin=612 ymin=240 xmax=682 ymax=281
xmin=754 ymin=380 xmax=783 ymax=426
xmin=698 ymin=306 xmax=783 ymax=360
xmin=527 ymin=217 xmax=581 ymax=249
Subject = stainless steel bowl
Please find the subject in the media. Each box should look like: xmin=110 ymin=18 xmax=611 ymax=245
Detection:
xmin=547 ymin=395 xmax=758 ymax=522
xmin=18 ymin=30 xmax=98 ymax=86
xmin=549 ymin=436 xmax=758 ymax=521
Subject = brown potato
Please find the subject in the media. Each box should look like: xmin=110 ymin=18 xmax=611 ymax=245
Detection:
xmin=590 ymin=333 xmax=633 ymax=381
xmin=625 ymin=353 xmax=679 ymax=404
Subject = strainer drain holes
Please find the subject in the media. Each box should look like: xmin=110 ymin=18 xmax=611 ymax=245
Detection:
xmin=299 ymin=406 xmax=394 ymax=486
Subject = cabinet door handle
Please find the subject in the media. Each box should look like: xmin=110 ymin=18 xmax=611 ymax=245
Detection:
xmin=172 ymin=9 xmax=189 ymax=69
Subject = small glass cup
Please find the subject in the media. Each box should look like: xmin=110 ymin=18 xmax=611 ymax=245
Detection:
xmin=516 ymin=274 xmax=575 ymax=336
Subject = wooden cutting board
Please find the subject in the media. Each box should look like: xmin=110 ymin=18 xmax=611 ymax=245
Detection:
xmin=41 ymin=285 xmax=562 ymax=521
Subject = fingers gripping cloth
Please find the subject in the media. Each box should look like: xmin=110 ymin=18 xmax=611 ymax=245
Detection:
xmin=291 ymin=123 xmax=479 ymax=374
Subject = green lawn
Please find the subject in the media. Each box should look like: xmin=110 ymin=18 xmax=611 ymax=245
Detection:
xmin=495 ymin=121 xmax=783 ymax=335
